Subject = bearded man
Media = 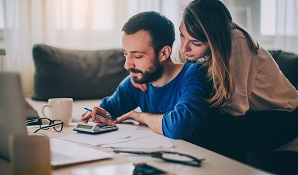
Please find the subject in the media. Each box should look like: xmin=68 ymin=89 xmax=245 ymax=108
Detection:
xmin=81 ymin=11 xmax=210 ymax=145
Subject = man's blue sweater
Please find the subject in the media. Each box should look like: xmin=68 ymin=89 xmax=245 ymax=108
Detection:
xmin=100 ymin=62 xmax=210 ymax=145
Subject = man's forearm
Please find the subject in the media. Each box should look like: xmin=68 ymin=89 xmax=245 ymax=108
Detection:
xmin=141 ymin=112 xmax=163 ymax=135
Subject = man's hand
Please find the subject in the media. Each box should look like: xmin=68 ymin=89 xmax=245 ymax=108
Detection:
xmin=81 ymin=107 xmax=116 ymax=126
xmin=116 ymin=111 xmax=145 ymax=124
xmin=116 ymin=111 xmax=163 ymax=134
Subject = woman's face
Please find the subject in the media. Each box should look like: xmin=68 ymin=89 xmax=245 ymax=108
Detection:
xmin=179 ymin=20 xmax=210 ymax=61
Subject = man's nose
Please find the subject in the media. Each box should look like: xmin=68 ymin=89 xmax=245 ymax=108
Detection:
xmin=124 ymin=55 xmax=133 ymax=70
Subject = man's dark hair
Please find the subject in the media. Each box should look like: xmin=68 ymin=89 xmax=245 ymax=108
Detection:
xmin=122 ymin=11 xmax=175 ymax=56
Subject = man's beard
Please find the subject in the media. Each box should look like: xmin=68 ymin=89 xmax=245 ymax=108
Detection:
xmin=128 ymin=58 xmax=163 ymax=84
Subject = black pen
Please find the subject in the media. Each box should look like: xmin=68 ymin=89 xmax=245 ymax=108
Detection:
xmin=84 ymin=107 xmax=115 ymax=121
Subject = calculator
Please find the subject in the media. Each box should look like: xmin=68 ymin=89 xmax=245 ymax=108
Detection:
xmin=73 ymin=123 xmax=118 ymax=134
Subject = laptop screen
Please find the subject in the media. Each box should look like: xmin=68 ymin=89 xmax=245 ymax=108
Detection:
xmin=0 ymin=72 xmax=27 ymax=161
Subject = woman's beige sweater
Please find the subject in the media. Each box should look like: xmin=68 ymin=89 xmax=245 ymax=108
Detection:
xmin=221 ymin=29 xmax=298 ymax=116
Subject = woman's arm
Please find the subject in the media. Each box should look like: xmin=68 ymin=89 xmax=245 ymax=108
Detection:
xmin=221 ymin=32 xmax=258 ymax=116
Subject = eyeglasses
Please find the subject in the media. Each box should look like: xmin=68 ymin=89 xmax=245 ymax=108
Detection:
xmin=26 ymin=118 xmax=64 ymax=133
xmin=113 ymin=150 xmax=205 ymax=167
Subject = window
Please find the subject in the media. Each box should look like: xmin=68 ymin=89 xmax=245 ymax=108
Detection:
xmin=41 ymin=0 xmax=123 ymax=50
xmin=0 ymin=1 xmax=5 ymax=49
xmin=260 ymin=0 xmax=276 ymax=36
xmin=0 ymin=1 xmax=3 ymax=28
xmin=0 ymin=1 xmax=5 ymax=70
xmin=56 ymin=0 xmax=114 ymax=31
xmin=261 ymin=0 xmax=298 ymax=36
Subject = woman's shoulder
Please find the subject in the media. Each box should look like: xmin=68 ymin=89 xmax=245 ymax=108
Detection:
xmin=231 ymin=29 xmax=251 ymax=50
xmin=231 ymin=29 xmax=246 ymax=39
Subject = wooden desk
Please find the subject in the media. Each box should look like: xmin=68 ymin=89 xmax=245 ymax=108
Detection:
xmin=0 ymin=124 xmax=273 ymax=175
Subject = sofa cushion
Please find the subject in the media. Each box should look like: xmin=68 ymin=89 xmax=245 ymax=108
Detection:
xmin=32 ymin=44 xmax=129 ymax=101
xmin=269 ymin=50 xmax=298 ymax=89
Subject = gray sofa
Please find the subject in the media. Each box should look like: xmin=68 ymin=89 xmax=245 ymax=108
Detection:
xmin=31 ymin=44 xmax=298 ymax=101
xmin=268 ymin=50 xmax=298 ymax=89
xmin=32 ymin=44 xmax=128 ymax=101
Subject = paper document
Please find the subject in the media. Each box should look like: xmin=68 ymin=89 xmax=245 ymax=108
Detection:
xmin=102 ymin=133 xmax=163 ymax=148
xmin=59 ymin=124 xmax=139 ymax=145
xmin=101 ymin=130 xmax=173 ymax=148
xmin=58 ymin=124 xmax=173 ymax=149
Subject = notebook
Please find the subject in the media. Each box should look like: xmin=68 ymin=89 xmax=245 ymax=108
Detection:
xmin=0 ymin=72 xmax=113 ymax=167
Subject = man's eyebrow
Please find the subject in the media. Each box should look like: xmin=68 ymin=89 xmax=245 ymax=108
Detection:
xmin=130 ymin=51 xmax=146 ymax=54
xmin=122 ymin=49 xmax=146 ymax=54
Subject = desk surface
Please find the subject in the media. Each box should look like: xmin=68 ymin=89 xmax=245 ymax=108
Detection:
xmin=0 ymin=98 xmax=273 ymax=174
xmin=0 ymin=123 xmax=273 ymax=175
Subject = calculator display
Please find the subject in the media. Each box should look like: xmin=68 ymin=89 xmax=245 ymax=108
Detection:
xmin=77 ymin=124 xmax=93 ymax=129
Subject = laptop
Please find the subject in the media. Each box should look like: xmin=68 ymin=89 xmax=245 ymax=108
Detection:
xmin=0 ymin=72 xmax=113 ymax=167
xmin=0 ymin=72 xmax=27 ymax=161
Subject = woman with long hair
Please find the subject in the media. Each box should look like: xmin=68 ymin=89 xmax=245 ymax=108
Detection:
xmin=180 ymin=0 xmax=297 ymax=114
xmin=178 ymin=0 xmax=298 ymax=166
xmin=132 ymin=0 xmax=298 ymax=168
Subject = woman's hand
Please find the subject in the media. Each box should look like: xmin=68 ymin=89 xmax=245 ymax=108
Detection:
xmin=130 ymin=76 xmax=148 ymax=92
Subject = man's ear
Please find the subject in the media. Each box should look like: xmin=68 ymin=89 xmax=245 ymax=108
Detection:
xmin=159 ymin=46 xmax=172 ymax=61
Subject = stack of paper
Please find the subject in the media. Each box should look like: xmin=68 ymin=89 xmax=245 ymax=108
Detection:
xmin=58 ymin=124 xmax=173 ymax=149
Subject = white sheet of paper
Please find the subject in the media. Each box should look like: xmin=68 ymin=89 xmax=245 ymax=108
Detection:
xmin=162 ymin=137 xmax=174 ymax=148
xmin=91 ymin=130 xmax=158 ymax=146
xmin=58 ymin=124 xmax=139 ymax=145
xmin=101 ymin=130 xmax=173 ymax=149
xmin=58 ymin=124 xmax=173 ymax=149
xmin=59 ymin=128 xmax=155 ymax=146
xmin=101 ymin=135 xmax=163 ymax=148
xmin=99 ymin=124 xmax=140 ymax=139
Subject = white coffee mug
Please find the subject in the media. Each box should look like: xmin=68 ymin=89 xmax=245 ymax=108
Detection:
xmin=41 ymin=98 xmax=73 ymax=125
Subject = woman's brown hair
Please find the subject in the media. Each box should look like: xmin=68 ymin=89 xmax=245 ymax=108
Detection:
xmin=183 ymin=0 xmax=259 ymax=107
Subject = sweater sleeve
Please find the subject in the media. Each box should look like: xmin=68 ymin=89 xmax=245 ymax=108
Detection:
xmin=100 ymin=76 xmax=139 ymax=118
xmin=221 ymin=31 xmax=258 ymax=116
xmin=162 ymin=64 xmax=210 ymax=139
